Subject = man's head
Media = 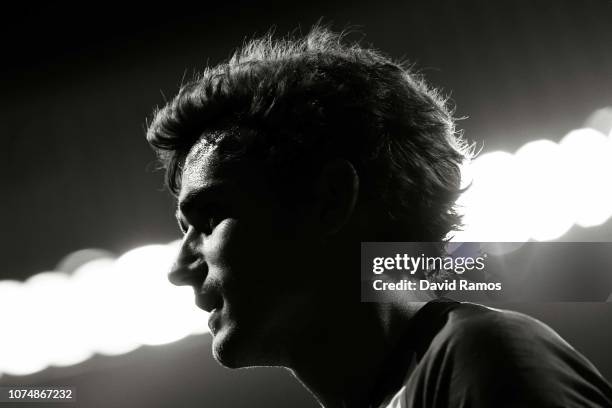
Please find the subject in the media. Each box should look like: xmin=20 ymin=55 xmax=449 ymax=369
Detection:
xmin=146 ymin=26 xmax=469 ymax=368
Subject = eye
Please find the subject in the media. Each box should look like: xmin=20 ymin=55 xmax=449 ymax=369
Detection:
xmin=176 ymin=205 xmax=229 ymax=236
xmin=203 ymin=212 xmax=226 ymax=235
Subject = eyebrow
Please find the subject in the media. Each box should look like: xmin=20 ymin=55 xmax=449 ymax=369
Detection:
xmin=175 ymin=183 xmax=228 ymax=224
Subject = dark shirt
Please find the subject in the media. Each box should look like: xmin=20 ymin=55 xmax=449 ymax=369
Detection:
xmin=377 ymin=299 xmax=612 ymax=408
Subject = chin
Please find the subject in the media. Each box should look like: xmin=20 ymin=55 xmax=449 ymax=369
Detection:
xmin=210 ymin=322 xmax=284 ymax=369
xmin=212 ymin=343 xmax=244 ymax=369
xmin=211 ymin=324 xmax=258 ymax=369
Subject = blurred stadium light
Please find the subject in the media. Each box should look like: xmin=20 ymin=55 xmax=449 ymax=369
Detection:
xmin=0 ymin=242 xmax=207 ymax=377
xmin=454 ymin=126 xmax=612 ymax=242
xmin=1 ymin=109 xmax=611 ymax=377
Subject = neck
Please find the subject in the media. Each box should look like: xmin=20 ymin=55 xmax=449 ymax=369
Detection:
xmin=287 ymin=300 xmax=429 ymax=408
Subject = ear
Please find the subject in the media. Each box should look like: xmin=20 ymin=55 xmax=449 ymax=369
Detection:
xmin=313 ymin=159 xmax=360 ymax=236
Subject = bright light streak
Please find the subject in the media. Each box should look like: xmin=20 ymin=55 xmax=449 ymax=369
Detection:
xmin=25 ymin=273 xmax=94 ymax=369
xmin=455 ymin=151 xmax=530 ymax=242
xmin=0 ymin=280 xmax=49 ymax=376
xmin=454 ymin=127 xmax=612 ymax=243
xmin=112 ymin=244 xmax=207 ymax=347
xmin=71 ymin=257 xmax=141 ymax=356
xmin=515 ymin=140 xmax=574 ymax=241
xmin=0 ymin=241 xmax=208 ymax=377
xmin=560 ymin=129 xmax=612 ymax=228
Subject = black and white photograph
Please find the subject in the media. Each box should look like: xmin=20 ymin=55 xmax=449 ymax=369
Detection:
xmin=1 ymin=2 xmax=612 ymax=407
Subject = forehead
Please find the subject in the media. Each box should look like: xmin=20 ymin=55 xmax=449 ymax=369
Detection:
xmin=181 ymin=138 xmax=221 ymax=188
xmin=178 ymin=134 xmax=265 ymax=206
xmin=179 ymin=138 xmax=230 ymax=199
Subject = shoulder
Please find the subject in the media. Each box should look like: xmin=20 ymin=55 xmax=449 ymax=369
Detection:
xmin=407 ymin=302 xmax=612 ymax=407
xmin=434 ymin=302 xmax=589 ymax=377
xmin=440 ymin=302 xmax=566 ymax=354
xmin=419 ymin=302 xmax=567 ymax=378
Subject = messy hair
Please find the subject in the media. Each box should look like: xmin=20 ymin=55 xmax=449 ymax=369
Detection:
xmin=146 ymin=26 xmax=471 ymax=241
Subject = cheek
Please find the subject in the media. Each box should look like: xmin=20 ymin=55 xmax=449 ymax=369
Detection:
xmin=204 ymin=219 xmax=274 ymax=274
xmin=203 ymin=219 xmax=242 ymax=268
xmin=208 ymin=218 xmax=308 ymax=282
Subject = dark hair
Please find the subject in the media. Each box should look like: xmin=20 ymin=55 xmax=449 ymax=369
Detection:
xmin=146 ymin=26 xmax=471 ymax=241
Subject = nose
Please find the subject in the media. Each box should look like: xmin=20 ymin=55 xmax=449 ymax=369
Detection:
xmin=168 ymin=229 xmax=206 ymax=287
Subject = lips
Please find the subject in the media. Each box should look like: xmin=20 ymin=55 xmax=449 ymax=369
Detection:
xmin=194 ymin=289 xmax=223 ymax=333
xmin=207 ymin=308 xmax=220 ymax=334
xmin=194 ymin=287 xmax=222 ymax=312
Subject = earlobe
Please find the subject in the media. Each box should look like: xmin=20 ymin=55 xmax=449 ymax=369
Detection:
xmin=316 ymin=159 xmax=360 ymax=236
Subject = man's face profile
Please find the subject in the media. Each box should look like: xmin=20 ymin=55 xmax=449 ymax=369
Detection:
xmin=170 ymin=135 xmax=335 ymax=369
xmin=143 ymin=25 xmax=612 ymax=408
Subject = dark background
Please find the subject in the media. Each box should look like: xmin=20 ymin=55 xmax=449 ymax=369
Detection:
xmin=1 ymin=1 xmax=611 ymax=407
